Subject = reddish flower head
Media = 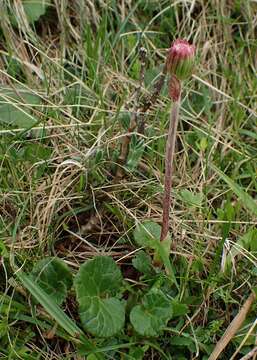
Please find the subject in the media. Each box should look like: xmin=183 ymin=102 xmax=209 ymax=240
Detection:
xmin=166 ymin=39 xmax=195 ymax=80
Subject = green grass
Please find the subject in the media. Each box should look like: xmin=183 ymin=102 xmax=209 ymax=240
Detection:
xmin=0 ymin=1 xmax=256 ymax=359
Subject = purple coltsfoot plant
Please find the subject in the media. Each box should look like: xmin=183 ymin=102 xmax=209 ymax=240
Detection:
xmin=160 ymin=39 xmax=195 ymax=244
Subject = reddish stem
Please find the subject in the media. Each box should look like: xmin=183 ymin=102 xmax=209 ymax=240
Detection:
xmin=160 ymin=95 xmax=181 ymax=242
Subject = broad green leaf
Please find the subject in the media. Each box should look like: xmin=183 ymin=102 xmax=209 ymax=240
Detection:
xmin=87 ymin=355 xmax=99 ymax=360
xmin=78 ymin=296 xmax=125 ymax=338
xmin=22 ymin=0 xmax=51 ymax=24
xmin=130 ymin=289 xmax=173 ymax=336
xmin=133 ymin=221 xmax=177 ymax=286
xmin=134 ymin=221 xmax=161 ymax=248
xmin=170 ymin=336 xmax=195 ymax=349
xmin=32 ymin=257 xmax=72 ymax=305
xmin=0 ymin=86 xmax=41 ymax=128
xmin=170 ymin=300 xmax=188 ymax=317
xmin=74 ymin=256 xmax=123 ymax=297
xmin=144 ymin=66 xmax=162 ymax=88
xmin=134 ymin=221 xmax=172 ymax=257
xmin=235 ymin=228 xmax=257 ymax=252
xmin=179 ymin=189 xmax=204 ymax=207
xmin=74 ymin=256 xmax=125 ymax=337
xmin=132 ymin=250 xmax=153 ymax=275
xmin=198 ymin=137 xmax=208 ymax=151
xmin=212 ymin=164 xmax=257 ymax=216
xmin=126 ymin=345 xmax=149 ymax=360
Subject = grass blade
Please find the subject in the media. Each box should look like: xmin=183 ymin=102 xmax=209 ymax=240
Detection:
xmin=211 ymin=164 xmax=257 ymax=216
xmin=16 ymin=271 xmax=94 ymax=349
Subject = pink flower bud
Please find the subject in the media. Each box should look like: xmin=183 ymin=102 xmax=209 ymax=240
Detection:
xmin=166 ymin=39 xmax=195 ymax=80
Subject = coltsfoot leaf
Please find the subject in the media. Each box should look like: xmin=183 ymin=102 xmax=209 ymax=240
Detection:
xmin=32 ymin=257 xmax=72 ymax=305
xmin=130 ymin=289 xmax=173 ymax=336
xmin=74 ymin=256 xmax=125 ymax=337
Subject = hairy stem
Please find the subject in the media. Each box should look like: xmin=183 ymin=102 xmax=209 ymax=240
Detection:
xmin=160 ymin=98 xmax=181 ymax=242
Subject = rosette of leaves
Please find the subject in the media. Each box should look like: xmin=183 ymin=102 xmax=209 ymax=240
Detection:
xmin=74 ymin=256 xmax=125 ymax=337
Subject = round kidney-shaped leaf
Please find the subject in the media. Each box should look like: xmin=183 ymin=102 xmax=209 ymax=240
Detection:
xmin=133 ymin=221 xmax=173 ymax=278
xmin=0 ymin=86 xmax=41 ymax=128
xmin=32 ymin=257 xmax=72 ymax=305
xmin=74 ymin=256 xmax=123 ymax=297
xmin=130 ymin=289 xmax=173 ymax=337
xmin=79 ymin=296 xmax=125 ymax=337
xmin=133 ymin=221 xmax=161 ymax=248
xmin=74 ymin=256 xmax=125 ymax=337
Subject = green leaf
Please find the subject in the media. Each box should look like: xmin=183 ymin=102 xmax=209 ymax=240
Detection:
xmin=179 ymin=189 xmax=204 ymax=207
xmin=16 ymin=271 xmax=86 ymax=340
xmin=22 ymin=143 xmax=52 ymax=163
xmin=74 ymin=256 xmax=125 ymax=337
xmin=134 ymin=221 xmax=161 ymax=248
xmin=212 ymin=164 xmax=257 ymax=216
xmin=133 ymin=221 xmax=177 ymax=286
xmin=237 ymin=228 xmax=257 ymax=252
xmin=132 ymin=250 xmax=153 ymax=275
xmin=22 ymin=0 xmax=51 ymax=24
xmin=133 ymin=221 xmax=172 ymax=258
xmin=32 ymin=257 xmax=72 ymax=305
xmin=126 ymin=345 xmax=149 ymax=360
xmin=170 ymin=300 xmax=188 ymax=317
xmin=130 ymin=289 xmax=173 ymax=336
xmin=127 ymin=138 xmax=145 ymax=172
xmin=78 ymin=296 xmax=125 ymax=338
xmin=0 ymin=86 xmax=41 ymax=128
xmin=74 ymin=256 xmax=123 ymax=297
xmin=0 ymin=240 xmax=8 ymax=257
xmin=117 ymin=111 xmax=131 ymax=130
xmin=170 ymin=336 xmax=195 ymax=348
xmin=87 ymin=355 xmax=99 ymax=360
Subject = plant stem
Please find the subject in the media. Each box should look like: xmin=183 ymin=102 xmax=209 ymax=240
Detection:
xmin=160 ymin=97 xmax=181 ymax=242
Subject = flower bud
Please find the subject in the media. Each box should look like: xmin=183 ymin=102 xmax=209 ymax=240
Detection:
xmin=166 ymin=39 xmax=195 ymax=80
